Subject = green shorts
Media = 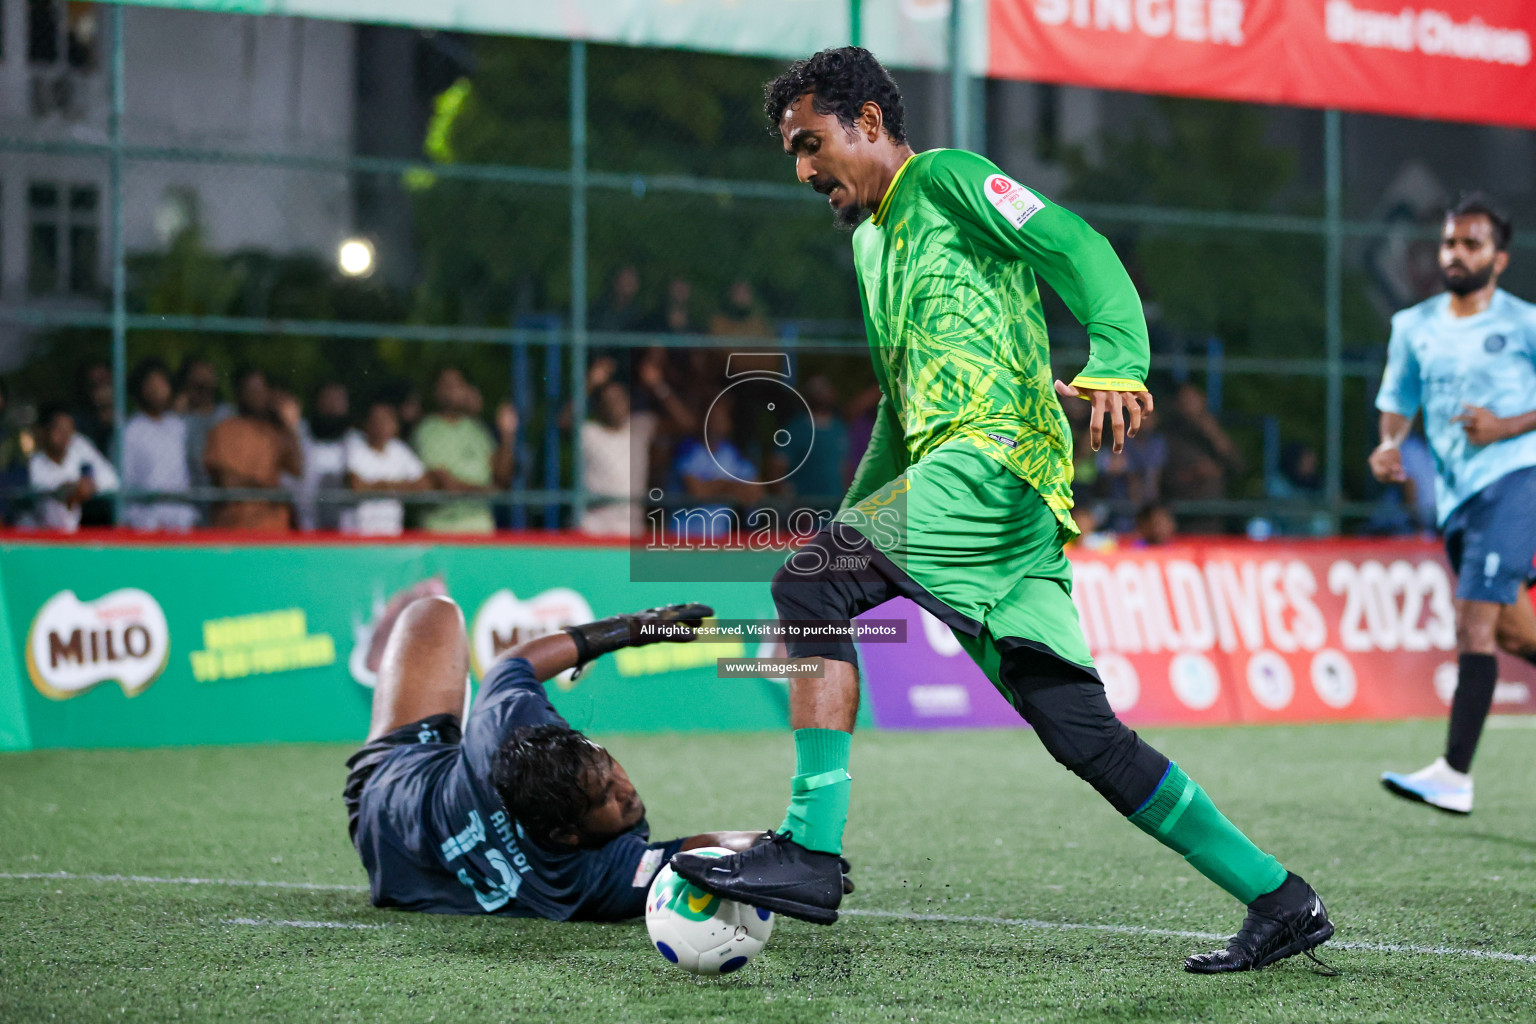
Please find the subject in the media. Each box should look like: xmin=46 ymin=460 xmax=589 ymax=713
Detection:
xmin=837 ymin=442 xmax=1093 ymax=675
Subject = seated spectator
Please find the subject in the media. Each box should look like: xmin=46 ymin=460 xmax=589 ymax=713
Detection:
xmin=644 ymin=278 xmax=697 ymax=335
xmin=592 ymin=264 xmax=644 ymax=333
xmin=1132 ymin=501 xmax=1177 ymax=547
xmin=343 ymin=400 xmax=434 ymax=536
xmin=0 ymin=379 xmax=28 ymax=523
xmin=1069 ymin=501 xmax=1117 ymax=551
xmin=708 ymin=280 xmax=772 ymax=338
xmin=669 ymin=395 xmax=761 ymax=541
xmin=73 ymin=360 xmax=116 ymax=456
xmin=204 ymin=367 xmax=304 ymax=531
xmin=841 ymin=383 xmax=883 ymax=485
xmin=412 ymin=367 xmax=515 ymax=534
xmin=580 ymin=376 xmax=658 ymax=537
xmin=27 ymin=403 xmax=118 ymax=533
xmin=1161 ymin=383 xmax=1242 ymax=533
xmin=121 ymin=358 xmax=197 ymax=532
xmin=296 ymin=381 xmax=352 ymax=531
xmin=769 ymin=375 xmax=849 ymax=513
xmin=175 ymin=356 xmax=232 ymax=494
xmin=1267 ymin=441 xmax=1323 ymax=500
xmin=1096 ymin=407 xmax=1167 ymax=530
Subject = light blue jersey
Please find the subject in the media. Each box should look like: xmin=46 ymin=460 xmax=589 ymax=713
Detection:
xmin=1376 ymin=289 xmax=1536 ymax=524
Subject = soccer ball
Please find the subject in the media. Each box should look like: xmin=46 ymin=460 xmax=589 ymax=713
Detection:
xmin=645 ymin=848 xmax=773 ymax=975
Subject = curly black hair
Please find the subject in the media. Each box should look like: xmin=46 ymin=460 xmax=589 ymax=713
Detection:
xmin=491 ymin=723 xmax=611 ymax=846
xmin=764 ymin=46 xmax=907 ymax=144
xmin=1448 ymin=191 xmax=1513 ymax=251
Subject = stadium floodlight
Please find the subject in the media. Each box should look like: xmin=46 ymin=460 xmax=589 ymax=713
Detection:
xmin=337 ymin=237 xmax=376 ymax=278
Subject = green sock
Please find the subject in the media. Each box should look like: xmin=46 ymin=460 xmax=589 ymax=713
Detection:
xmin=778 ymin=728 xmax=852 ymax=854
xmin=1128 ymin=762 xmax=1288 ymax=905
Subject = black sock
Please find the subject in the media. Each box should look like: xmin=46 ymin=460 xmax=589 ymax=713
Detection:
xmin=1249 ymin=871 xmax=1307 ymax=912
xmin=1445 ymin=653 xmax=1498 ymax=774
xmin=1516 ymin=647 xmax=1536 ymax=671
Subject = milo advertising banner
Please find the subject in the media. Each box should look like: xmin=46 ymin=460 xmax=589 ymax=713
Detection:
xmin=0 ymin=540 xmax=800 ymax=751
xmin=3 ymin=537 xmax=1532 ymax=751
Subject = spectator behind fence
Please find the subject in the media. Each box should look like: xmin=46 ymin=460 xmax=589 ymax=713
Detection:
xmin=592 ymin=264 xmax=644 ymax=333
xmin=343 ymin=400 xmax=434 ymax=536
xmin=0 ymin=380 xmax=27 ymax=522
xmin=769 ymin=375 xmax=848 ymax=512
xmin=580 ymin=368 xmax=658 ymax=537
xmin=28 ymin=403 xmax=118 ymax=533
xmin=1161 ymin=383 xmax=1242 ymax=533
xmin=645 ymin=277 xmax=697 ymax=335
xmin=1096 ymin=406 xmax=1167 ymax=530
xmin=121 ymin=358 xmax=197 ymax=532
xmin=412 ymin=367 xmax=515 ymax=534
xmin=73 ymin=360 xmax=116 ymax=456
xmin=175 ymin=356 xmax=232 ymax=492
xmin=669 ymin=394 xmax=761 ymax=541
xmin=204 ymin=367 xmax=303 ymax=531
xmin=1133 ymin=501 xmax=1178 ymax=547
xmin=708 ymin=280 xmax=773 ymax=338
xmin=296 ymin=381 xmax=351 ymax=531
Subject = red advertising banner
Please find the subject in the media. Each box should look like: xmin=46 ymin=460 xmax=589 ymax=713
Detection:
xmin=988 ymin=1 xmax=1536 ymax=129
xmin=861 ymin=538 xmax=1536 ymax=729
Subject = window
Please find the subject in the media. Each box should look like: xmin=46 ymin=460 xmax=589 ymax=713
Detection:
xmin=28 ymin=181 xmax=100 ymax=296
xmin=27 ymin=0 xmax=96 ymax=69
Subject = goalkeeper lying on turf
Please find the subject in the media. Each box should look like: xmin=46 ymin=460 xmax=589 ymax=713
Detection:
xmin=343 ymin=596 xmax=762 ymax=920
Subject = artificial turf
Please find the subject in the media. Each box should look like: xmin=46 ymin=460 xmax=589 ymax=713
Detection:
xmin=2 ymin=718 xmax=1534 ymax=1023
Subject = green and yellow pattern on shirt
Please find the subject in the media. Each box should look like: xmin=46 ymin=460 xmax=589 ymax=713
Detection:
xmin=845 ymin=149 xmax=1150 ymax=537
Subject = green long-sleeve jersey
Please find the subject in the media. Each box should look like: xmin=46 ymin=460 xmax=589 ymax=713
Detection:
xmin=842 ymin=149 xmax=1150 ymax=537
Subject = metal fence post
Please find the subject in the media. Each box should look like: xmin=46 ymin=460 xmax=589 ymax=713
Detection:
xmin=949 ymin=0 xmax=968 ymax=151
xmin=569 ymin=40 xmax=589 ymax=532
xmin=108 ymin=4 xmax=127 ymax=517
xmin=1324 ymin=108 xmax=1344 ymax=525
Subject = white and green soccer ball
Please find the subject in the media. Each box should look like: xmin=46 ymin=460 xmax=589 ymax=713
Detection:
xmin=645 ymin=847 xmax=774 ymax=975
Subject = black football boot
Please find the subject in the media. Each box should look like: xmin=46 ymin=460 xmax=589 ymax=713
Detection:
xmin=1184 ymin=872 xmax=1337 ymax=974
xmin=670 ymin=831 xmax=850 ymax=925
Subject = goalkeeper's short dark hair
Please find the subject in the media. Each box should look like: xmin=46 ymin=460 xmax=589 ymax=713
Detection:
xmin=492 ymin=724 xmax=611 ymax=844
xmin=1448 ymin=192 xmax=1513 ymax=251
xmin=764 ymin=46 xmax=907 ymax=144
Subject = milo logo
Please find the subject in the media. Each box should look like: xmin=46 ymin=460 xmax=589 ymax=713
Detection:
xmin=26 ymin=589 xmax=170 ymax=700
xmin=470 ymin=586 xmax=594 ymax=688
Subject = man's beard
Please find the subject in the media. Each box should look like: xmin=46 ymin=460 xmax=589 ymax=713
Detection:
xmin=1443 ymin=261 xmax=1494 ymax=296
xmin=813 ymin=175 xmax=868 ymax=232
xmin=833 ymin=202 xmax=869 ymax=231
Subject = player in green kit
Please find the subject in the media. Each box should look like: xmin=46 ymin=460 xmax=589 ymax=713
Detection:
xmin=672 ymin=47 xmax=1334 ymax=974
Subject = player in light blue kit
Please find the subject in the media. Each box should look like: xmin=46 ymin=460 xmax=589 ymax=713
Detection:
xmin=1371 ymin=194 xmax=1536 ymax=814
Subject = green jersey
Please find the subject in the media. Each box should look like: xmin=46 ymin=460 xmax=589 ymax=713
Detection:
xmin=843 ymin=149 xmax=1150 ymax=536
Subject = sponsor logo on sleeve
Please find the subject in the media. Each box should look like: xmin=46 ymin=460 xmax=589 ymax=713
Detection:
xmin=983 ymin=173 xmax=1045 ymax=229
xmin=632 ymin=847 xmax=666 ymax=888
xmin=26 ymin=589 xmax=170 ymax=700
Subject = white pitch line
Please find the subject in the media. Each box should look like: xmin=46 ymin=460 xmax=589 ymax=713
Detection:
xmin=0 ymin=870 xmax=367 ymax=893
xmin=7 ymin=871 xmax=1535 ymax=964
xmin=842 ymin=909 xmax=1536 ymax=964
xmin=225 ymin=917 xmax=385 ymax=931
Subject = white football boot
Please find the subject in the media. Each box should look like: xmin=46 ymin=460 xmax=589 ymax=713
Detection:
xmin=1381 ymin=757 xmax=1473 ymax=815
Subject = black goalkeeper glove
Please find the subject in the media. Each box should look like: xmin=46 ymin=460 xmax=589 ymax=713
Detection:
xmin=562 ymin=603 xmax=715 ymax=670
